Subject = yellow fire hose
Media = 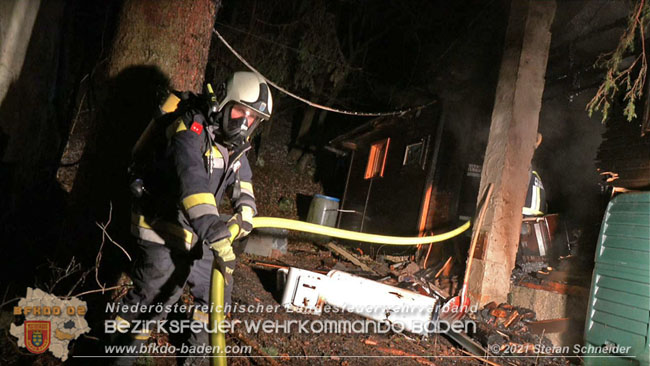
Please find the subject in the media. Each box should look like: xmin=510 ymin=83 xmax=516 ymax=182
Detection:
xmin=210 ymin=217 xmax=471 ymax=366
xmin=209 ymin=264 xmax=227 ymax=366
xmin=252 ymin=217 xmax=470 ymax=245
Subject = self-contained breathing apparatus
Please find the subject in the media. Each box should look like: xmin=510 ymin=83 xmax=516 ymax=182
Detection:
xmin=129 ymin=71 xmax=273 ymax=199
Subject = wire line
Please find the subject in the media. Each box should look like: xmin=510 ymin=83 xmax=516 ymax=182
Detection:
xmin=215 ymin=21 xmax=353 ymax=69
xmin=213 ymin=27 xmax=437 ymax=117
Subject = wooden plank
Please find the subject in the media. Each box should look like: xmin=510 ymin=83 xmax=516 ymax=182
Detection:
xmin=527 ymin=318 xmax=570 ymax=334
xmin=325 ymin=242 xmax=378 ymax=275
xmin=504 ymin=310 xmax=520 ymax=328
xmin=516 ymin=281 xmax=589 ymax=297
xmin=435 ymin=256 xmax=453 ymax=278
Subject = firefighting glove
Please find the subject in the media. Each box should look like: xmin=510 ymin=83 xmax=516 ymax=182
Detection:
xmin=209 ymin=224 xmax=238 ymax=285
xmin=228 ymin=206 xmax=254 ymax=241
xmin=215 ymin=254 xmax=236 ymax=287
xmin=209 ymin=224 xmax=238 ymax=260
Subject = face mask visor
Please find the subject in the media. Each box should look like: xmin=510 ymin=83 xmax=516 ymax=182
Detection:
xmin=231 ymin=104 xmax=263 ymax=131
xmin=223 ymin=103 xmax=265 ymax=146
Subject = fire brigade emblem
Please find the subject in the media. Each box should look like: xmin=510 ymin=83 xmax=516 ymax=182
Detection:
xmin=190 ymin=121 xmax=204 ymax=135
xmin=11 ymin=288 xmax=89 ymax=361
xmin=25 ymin=321 xmax=51 ymax=354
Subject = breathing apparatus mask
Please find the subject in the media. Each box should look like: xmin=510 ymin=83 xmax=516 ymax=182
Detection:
xmin=206 ymin=71 xmax=273 ymax=148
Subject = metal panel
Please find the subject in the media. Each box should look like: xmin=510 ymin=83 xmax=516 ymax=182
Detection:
xmin=584 ymin=192 xmax=650 ymax=366
xmin=601 ymin=224 xmax=650 ymax=241
xmin=592 ymin=298 xmax=649 ymax=324
xmin=590 ymin=312 xmax=647 ymax=336
xmin=596 ymin=276 xmax=650 ymax=298
xmin=587 ymin=322 xmax=646 ymax=361
xmin=601 ymin=236 xmax=650 ymax=251
xmin=593 ymin=287 xmax=649 ymax=310
xmin=596 ymin=265 xmax=650 ymax=283
xmin=605 ymin=213 xmax=650 ymax=226
xmin=598 ymin=247 xmax=650 ymax=269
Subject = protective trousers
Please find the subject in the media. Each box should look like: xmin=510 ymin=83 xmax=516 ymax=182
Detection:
xmin=110 ymin=239 xmax=234 ymax=365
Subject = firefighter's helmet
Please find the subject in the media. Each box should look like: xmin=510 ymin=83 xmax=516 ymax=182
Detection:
xmin=212 ymin=71 xmax=273 ymax=147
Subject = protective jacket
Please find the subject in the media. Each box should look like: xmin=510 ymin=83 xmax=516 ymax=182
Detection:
xmin=131 ymin=108 xmax=256 ymax=250
xmin=522 ymin=170 xmax=546 ymax=217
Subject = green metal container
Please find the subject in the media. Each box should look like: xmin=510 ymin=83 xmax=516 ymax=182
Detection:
xmin=584 ymin=192 xmax=650 ymax=366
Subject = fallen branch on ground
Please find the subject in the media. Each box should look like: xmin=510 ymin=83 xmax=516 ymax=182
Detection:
xmin=62 ymin=284 xmax=130 ymax=299
xmin=325 ymin=242 xmax=379 ymax=275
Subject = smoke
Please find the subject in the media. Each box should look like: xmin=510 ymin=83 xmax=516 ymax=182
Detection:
xmin=537 ymin=89 xmax=606 ymax=253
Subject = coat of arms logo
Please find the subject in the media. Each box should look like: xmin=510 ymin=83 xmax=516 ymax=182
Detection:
xmin=24 ymin=321 xmax=51 ymax=354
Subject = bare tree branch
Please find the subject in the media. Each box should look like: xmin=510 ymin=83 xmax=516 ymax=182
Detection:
xmin=0 ymin=297 xmax=20 ymax=309
xmin=95 ymin=202 xmax=131 ymax=293
xmin=66 ymin=266 xmax=94 ymax=297
xmin=69 ymin=284 xmax=130 ymax=298
xmin=46 ymin=257 xmax=82 ymax=293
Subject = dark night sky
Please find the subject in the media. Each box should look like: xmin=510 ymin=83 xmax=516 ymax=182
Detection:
xmin=214 ymin=0 xmax=501 ymax=110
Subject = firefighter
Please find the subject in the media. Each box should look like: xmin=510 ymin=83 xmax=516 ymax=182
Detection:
xmin=522 ymin=133 xmax=547 ymax=217
xmin=113 ymin=71 xmax=272 ymax=365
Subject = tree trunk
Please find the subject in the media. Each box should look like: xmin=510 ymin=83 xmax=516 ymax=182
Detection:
xmin=108 ymin=0 xmax=218 ymax=92
xmin=288 ymin=106 xmax=317 ymax=162
xmin=61 ymin=0 xmax=219 ymax=270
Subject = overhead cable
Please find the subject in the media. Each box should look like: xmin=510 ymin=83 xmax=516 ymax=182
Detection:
xmin=212 ymin=28 xmax=436 ymax=117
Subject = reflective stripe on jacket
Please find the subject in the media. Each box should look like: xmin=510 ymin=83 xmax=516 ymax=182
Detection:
xmin=130 ymin=213 xmax=196 ymax=251
xmin=133 ymin=109 xmax=256 ymax=248
xmin=522 ymin=170 xmax=546 ymax=216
